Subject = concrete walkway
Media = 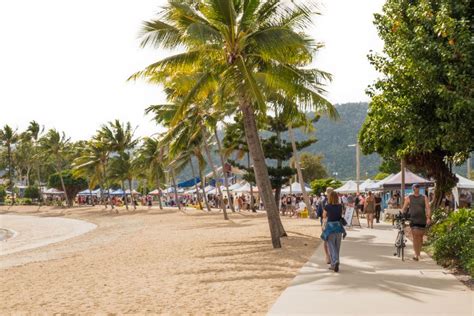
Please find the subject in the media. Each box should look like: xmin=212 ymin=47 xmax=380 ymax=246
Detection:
xmin=269 ymin=222 xmax=472 ymax=316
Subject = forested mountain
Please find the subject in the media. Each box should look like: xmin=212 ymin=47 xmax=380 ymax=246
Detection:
xmin=295 ymin=102 xmax=380 ymax=180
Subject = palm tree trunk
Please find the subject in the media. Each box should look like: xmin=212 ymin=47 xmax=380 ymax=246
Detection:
xmin=37 ymin=166 xmax=43 ymax=206
xmin=122 ymin=180 xmax=129 ymax=210
xmin=57 ymin=167 xmax=70 ymax=207
xmin=155 ymin=176 xmax=163 ymax=210
xmin=189 ymin=156 xmax=203 ymax=210
xmin=239 ymin=99 xmax=285 ymax=248
xmin=288 ymin=125 xmax=313 ymax=214
xmin=198 ymin=159 xmax=212 ymax=212
xmin=8 ymin=144 xmax=14 ymax=205
xmin=247 ymin=152 xmax=255 ymax=211
xmin=171 ymin=169 xmax=181 ymax=210
xmin=214 ymin=129 xmax=235 ymax=212
xmin=202 ymin=130 xmax=228 ymax=220
xmin=128 ymin=179 xmax=136 ymax=210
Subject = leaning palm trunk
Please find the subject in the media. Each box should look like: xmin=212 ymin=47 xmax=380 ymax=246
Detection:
xmin=7 ymin=145 xmax=14 ymax=205
xmin=189 ymin=157 xmax=203 ymax=210
xmin=37 ymin=166 xmax=43 ymax=206
xmin=171 ymin=169 xmax=181 ymax=210
xmin=247 ymin=152 xmax=255 ymax=211
xmin=128 ymin=179 xmax=136 ymax=210
xmin=239 ymin=99 xmax=285 ymax=248
xmin=214 ymin=129 xmax=235 ymax=212
xmin=155 ymin=177 xmax=163 ymax=210
xmin=198 ymin=160 xmax=212 ymax=212
xmin=202 ymin=130 xmax=228 ymax=220
xmin=288 ymin=126 xmax=313 ymax=214
xmin=122 ymin=181 xmax=129 ymax=210
xmin=57 ymin=168 xmax=70 ymax=207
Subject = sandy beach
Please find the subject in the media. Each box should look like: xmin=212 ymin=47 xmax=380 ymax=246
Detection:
xmin=0 ymin=205 xmax=321 ymax=315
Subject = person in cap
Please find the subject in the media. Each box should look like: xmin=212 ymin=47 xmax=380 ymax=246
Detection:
xmin=401 ymin=184 xmax=432 ymax=261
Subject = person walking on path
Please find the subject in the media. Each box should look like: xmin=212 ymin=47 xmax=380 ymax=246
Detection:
xmin=401 ymin=184 xmax=432 ymax=261
xmin=364 ymin=191 xmax=376 ymax=228
xmin=321 ymin=191 xmax=346 ymax=272
xmin=374 ymin=193 xmax=382 ymax=223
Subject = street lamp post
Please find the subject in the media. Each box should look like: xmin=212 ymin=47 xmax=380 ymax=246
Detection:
xmin=332 ymin=172 xmax=338 ymax=180
xmin=348 ymin=143 xmax=360 ymax=194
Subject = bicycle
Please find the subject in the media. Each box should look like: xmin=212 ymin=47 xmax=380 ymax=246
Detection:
xmin=393 ymin=212 xmax=410 ymax=261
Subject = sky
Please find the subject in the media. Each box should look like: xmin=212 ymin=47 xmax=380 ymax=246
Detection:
xmin=0 ymin=0 xmax=385 ymax=140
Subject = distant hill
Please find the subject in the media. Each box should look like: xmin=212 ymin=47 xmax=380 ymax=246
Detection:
xmin=293 ymin=102 xmax=380 ymax=180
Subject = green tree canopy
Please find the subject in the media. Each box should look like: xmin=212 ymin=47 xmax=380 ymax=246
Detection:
xmin=49 ymin=170 xmax=87 ymax=207
xmin=293 ymin=152 xmax=328 ymax=182
xmin=359 ymin=0 xmax=474 ymax=206
xmin=311 ymin=178 xmax=342 ymax=196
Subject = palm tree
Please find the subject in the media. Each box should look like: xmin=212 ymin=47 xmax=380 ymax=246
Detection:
xmin=135 ymin=137 xmax=166 ymax=210
xmin=147 ymin=103 xmax=229 ymax=218
xmin=39 ymin=129 xmax=70 ymax=206
xmin=0 ymin=125 xmax=19 ymax=204
xmin=98 ymin=120 xmax=138 ymax=210
xmin=72 ymin=139 xmax=110 ymax=208
xmin=131 ymin=0 xmax=334 ymax=248
xmin=26 ymin=121 xmax=44 ymax=203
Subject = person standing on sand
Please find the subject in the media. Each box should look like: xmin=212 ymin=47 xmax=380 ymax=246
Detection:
xmin=321 ymin=190 xmax=346 ymax=272
xmin=364 ymin=191 xmax=376 ymax=228
xmin=374 ymin=193 xmax=382 ymax=223
xmin=401 ymin=184 xmax=432 ymax=261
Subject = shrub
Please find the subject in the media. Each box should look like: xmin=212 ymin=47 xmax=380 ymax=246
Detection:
xmin=311 ymin=178 xmax=342 ymax=196
xmin=18 ymin=198 xmax=33 ymax=205
xmin=24 ymin=186 xmax=40 ymax=199
xmin=427 ymin=208 xmax=474 ymax=277
xmin=0 ymin=185 xmax=6 ymax=203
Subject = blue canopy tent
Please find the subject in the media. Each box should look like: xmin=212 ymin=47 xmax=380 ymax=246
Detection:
xmin=177 ymin=177 xmax=200 ymax=188
xmin=209 ymin=176 xmax=235 ymax=187
xmin=110 ymin=189 xmax=125 ymax=196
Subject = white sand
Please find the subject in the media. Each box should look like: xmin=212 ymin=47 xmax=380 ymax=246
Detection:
xmin=0 ymin=214 xmax=96 ymax=257
xmin=0 ymin=206 xmax=321 ymax=314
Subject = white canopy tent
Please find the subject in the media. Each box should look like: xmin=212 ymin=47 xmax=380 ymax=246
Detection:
xmin=207 ymin=186 xmax=227 ymax=195
xmin=281 ymin=182 xmax=311 ymax=194
xmin=334 ymin=180 xmax=358 ymax=194
xmin=365 ymin=174 xmax=395 ymax=191
xmin=456 ymin=174 xmax=474 ymax=189
xmin=42 ymin=188 xmax=65 ymax=195
xmin=233 ymin=182 xmax=259 ymax=193
xmin=228 ymin=181 xmax=244 ymax=191
xmin=359 ymin=179 xmax=376 ymax=192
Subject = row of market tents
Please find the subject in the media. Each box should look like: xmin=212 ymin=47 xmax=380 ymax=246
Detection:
xmin=334 ymin=169 xmax=474 ymax=194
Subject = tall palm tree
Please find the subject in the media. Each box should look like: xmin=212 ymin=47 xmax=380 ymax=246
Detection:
xmin=135 ymin=137 xmax=166 ymax=210
xmin=131 ymin=0 xmax=335 ymax=248
xmin=26 ymin=121 xmax=44 ymax=203
xmin=0 ymin=125 xmax=19 ymax=204
xmin=39 ymin=129 xmax=70 ymax=206
xmin=98 ymin=120 xmax=138 ymax=210
xmin=72 ymin=139 xmax=110 ymax=208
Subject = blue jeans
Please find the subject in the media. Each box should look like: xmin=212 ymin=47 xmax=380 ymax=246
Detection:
xmin=327 ymin=233 xmax=342 ymax=267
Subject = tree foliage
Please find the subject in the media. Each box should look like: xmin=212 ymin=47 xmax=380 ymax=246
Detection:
xmin=310 ymin=178 xmax=342 ymax=196
xmin=49 ymin=170 xmax=87 ymax=207
xmin=360 ymin=0 xmax=474 ymax=206
xmin=293 ymin=152 xmax=328 ymax=182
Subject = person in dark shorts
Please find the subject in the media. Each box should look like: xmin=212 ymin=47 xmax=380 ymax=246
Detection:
xmin=401 ymin=184 xmax=432 ymax=261
xmin=374 ymin=193 xmax=382 ymax=223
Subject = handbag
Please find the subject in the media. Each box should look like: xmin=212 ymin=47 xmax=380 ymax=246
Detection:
xmin=340 ymin=217 xmax=348 ymax=226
